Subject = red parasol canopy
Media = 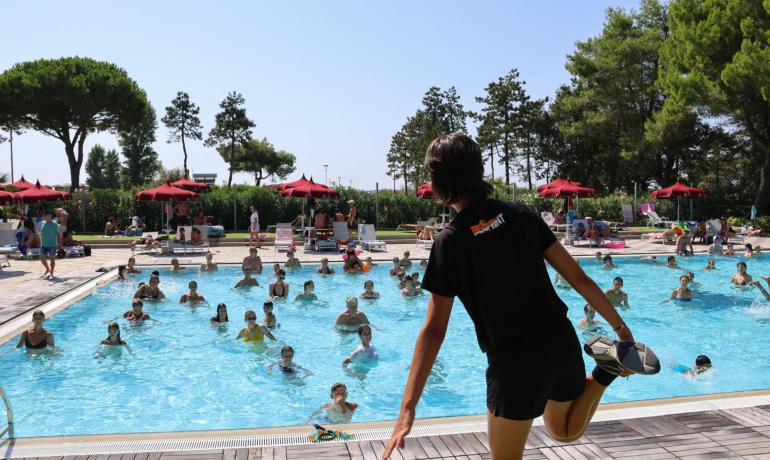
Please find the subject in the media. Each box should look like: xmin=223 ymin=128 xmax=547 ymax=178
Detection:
xmin=651 ymin=180 xmax=705 ymax=199
xmin=416 ymin=183 xmax=434 ymax=199
xmin=280 ymin=180 xmax=339 ymax=198
xmin=0 ymin=190 xmax=17 ymax=205
xmin=537 ymin=177 xmax=582 ymax=192
xmin=6 ymin=175 xmax=36 ymax=191
xmin=540 ymin=182 xmax=596 ymax=198
xmin=15 ymin=181 xmax=69 ymax=204
xmin=277 ymin=174 xmax=312 ymax=191
xmin=171 ymin=176 xmax=211 ymax=193
xmin=136 ymin=181 xmax=198 ymax=202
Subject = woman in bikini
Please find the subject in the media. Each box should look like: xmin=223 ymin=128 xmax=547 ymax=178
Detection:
xmin=134 ymin=274 xmax=165 ymax=299
xmin=123 ymin=299 xmax=151 ymax=321
xmin=269 ymin=270 xmax=289 ymax=299
xmin=669 ymin=275 xmax=694 ymax=302
xmin=180 ymin=280 xmax=206 ymax=303
xmin=236 ymin=310 xmax=276 ymax=342
xmin=731 ymin=261 xmax=753 ymax=286
xmin=101 ymin=322 xmax=129 ymax=348
xmin=16 ymin=310 xmax=55 ymax=349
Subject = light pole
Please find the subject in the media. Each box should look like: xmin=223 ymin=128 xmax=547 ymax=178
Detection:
xmin=323 ymin=164 xmax=328 ymax=186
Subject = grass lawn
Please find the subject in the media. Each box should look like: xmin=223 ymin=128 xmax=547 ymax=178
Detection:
xmin=75 ymin=229 xmax=419 ymax=241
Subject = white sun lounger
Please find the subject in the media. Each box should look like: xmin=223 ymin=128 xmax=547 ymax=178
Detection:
xmin=275 ymin=227 xmax=294 ymax=252
xmin=358 ymin=224 xmax=386 ymax=252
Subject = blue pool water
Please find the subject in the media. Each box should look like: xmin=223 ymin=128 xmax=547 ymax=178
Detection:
xmin=1 ymin=254 xmax=770 ymax=437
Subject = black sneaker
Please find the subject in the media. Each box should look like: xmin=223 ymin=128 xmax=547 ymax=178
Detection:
xmin=584 ymin=336 xmax=661 ymax=376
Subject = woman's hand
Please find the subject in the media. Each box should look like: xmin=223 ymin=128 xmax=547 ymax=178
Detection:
xmin=382 ymin=409 xmax=414 ymax=459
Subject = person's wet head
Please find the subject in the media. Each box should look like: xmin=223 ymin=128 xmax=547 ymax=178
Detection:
xmin=346 ymin=296 xmax=358 ymax=312
xmin=695 ymin=355 xmax=712 ymax=370
xmin=612 ymin=277 xmax=623 ymax=290
xmin=583 ymin=304 xmax=596 ymax=321
xmin=303 ymin=280 xmax=314 ymax=292
xmin=358 ymin=324 xmax=372 ymax=346
xmin=263 ymin=301 xmax=274 ymax=316
xmin=216 ymin=303 xmax=228 ymax=322
xmin=132 ymin=299 xmax=144 ymax=315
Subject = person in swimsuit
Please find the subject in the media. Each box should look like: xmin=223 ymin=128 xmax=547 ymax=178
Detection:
xmin=268 ymin=346 xmax=312 ymax=376
xmin=749 ymin=276 xmax=770 ymax=300
xmin=704 ymin=259 xmax=716 ymax=270
xmin=242 ymin=247 xmax=263 ymax=274
xmin=594 ymin=251 xmax=602 ymax=263
xmin=361 ymin=280 xmax=380 ymax=299
xmin=686 ymin=355 xmax=713 ymax=376
xmin=100 ymin=322 xmax=129 ymax=348
xmin=211 ymin=303 xmax=229 ymax=323
xmin=685 ymin=272 xmax=701 ymax=288
xmin=577 ymin=305 xmax=602 ymax=330
xmin=675 ymin=232 xmax=694 ymax=256
xmin=335 ymin=297 xmax=371 ymax=330
xmin=669 ymin=275 xmax=693 ymax=301
xmin=601 ymin=255 xmax=617 ymax=269
xmin=295 ymin=280 xmax=318 ymax=301
xmin=666 ymin=255 xmax=681 ymax=269
xmin=272 ymin=263 xmax=281 ymax=277
xmin=16 ymin=310 xmax=54 ymax=349
xmin=308 ymin=383 xmax=358 ymax=424
xmin=170 ymin=258 xmax=186 ymax=271
xmin=127 ymin=257 xmax=141 ymax=274
xmin=731 ymin=261 xmax=753 ymax=286
xmin=419 ymin=259 xmax=428 ymax=269
xmin=411 ymin=272 xmax=422 ymax=289
xmin=236 ymin=310 xmax=276 ymax=342
xmin=263 ymin=301 xmax=277 ymax=328
xmin=234 ymin=268 xmax=259 ymax=289
xmin=123 ymin=299 xmax=151 ymax=321
xmin=389 ymin=257 xmax=404 ymax=276
xmin=180 ymin=280 xmax=206 ymax=303
xmin=723 ymin=243 xmax=736 ymax=256
xmin=200 ymin=253 xmax=219 ymax=272
xmin=399 ymin=251 xmax=412 ymax=268
xmin=317 ymin=257 xmax=335 ymax=275
xmin=364 ymin=257 xmax=377 ymax=269
xmin=134 ymin=274 xmax=165 ymax=299
xmin=269 ymin=270 xmax=289 ymax=299
xmin=745 ymin=243 xmax=762 ymax=258
xmin=285 ymin=250 xmax=301 ymax=270
xmin=117 ymin=265 xmax=127 ymax=282
xmin=343 ymin=324 xmax=378 ymax=365
xmin=708 ymin=238 xmax=723 ymax=256
xmin=604 ymin=277 xmax=628 ymax=308
xmin=343 ymin=247 xmax=364 ymax=273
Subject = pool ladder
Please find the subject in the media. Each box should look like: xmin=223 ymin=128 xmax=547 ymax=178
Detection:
xmin=0 ymin=383 xmax=12 ymax=438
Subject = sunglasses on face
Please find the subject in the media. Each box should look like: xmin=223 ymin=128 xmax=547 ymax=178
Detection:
xmin=245 ymin=317 xmax=257 ymax=321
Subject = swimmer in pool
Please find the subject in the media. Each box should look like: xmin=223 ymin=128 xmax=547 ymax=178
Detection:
xmin=578 ymin=304 xmax=602 ymax=330
xmin=285 ymin=250 xmax=301 ymax=270
xmin=295 ymin=280 xmax=318 ymax=301
xmin=234 ymin=268 xmax=259 ymax=289
xmin=211 ymin=303 xmax=229 ymax=323
xmin=602 ymin=255 xmax=618 ymax=269
xmin=410 ymin=272 xmax=422 ymax=289
xmin=704 ymin=259 xmax=716 ymax=270
xmin=389 ymin=257 xmax=404 ymax=276
xmin=343 ymin=324 xmax=378 ymax=365
xmin=364 ymin=256 xmax=377 ymax=268
xmin=236 ymin=310 xmax=276 ymax=342
xmin=685 ymin=272 xmax=701 ymax=288
xmin=316 ymin=257 xmax=334 ymax=275
xmin=272 ymin=263 xmax=281 ymax=277
xmin=16 ymin=309 xmax=55 ymax=349
xmin=308 ymin=383 xmax=358 ymax=424
xmin=335 ymin=297 xmax=371 ymax=330
xmin=200 ymin=252 xmax=219 ymax=272
xmin=401 ymin=275 xmax=419 ymax=296
xmin=686 ymin=355 xmax=713 ymax=376
xmin=668 ymin=275 xmax=693 ymax=302
xmin=134 ymin=274 xmax=165 ymax=299
xmin=127 ymin=257 xmax=141 ymax=274
xmin=640 ymin=255 xmax=657 ymax=263
xmin=242 ymin=247 xmax=263 ymax=274
xmin=708 ymin=238 xmax=723 ymax=256
xmin=100 ymin=322 xmax=129 ymax=348
xmin=180 ymin=280 xmax=206 ymax=303
xmin=343 ymin=247 xmax=364 ymax=273
xmin=116 ymin=265 xmax=127 ymax=281
xmin=268 ymin=346 xmax=311 ymax=376
xmin=723 ymin=243 xmax=736 ymax=256
xmin=595 ymin=251 xmax=603 ymax=263
xmin=269 ymin=270 xmax=289 ymax=299
xmin=749 ymin=276 xmax=770 ymax=301
xmin=123 ymin=299 xmax=151 ymax=321
xmin=262 ymin=301 xmax=277 ymax=328
xmin=170 ymin=258 xmax=186 ymax=271
xmin=666 ymin=256 xmax=681 ymax=270
xmin=731 ymin=261 xmax=753 ymax=286
xmin=361 ymin=280 xmax=380 ymax=299
xmin=604 ymin=277 xmax=629 ymax=308
xmin=745 ymin=243 xmax=762 ymax=258
xmin=419 ymin=259 xmax=428 ymax=269
xmin=399 ymin=251 xmax=412 ymax=268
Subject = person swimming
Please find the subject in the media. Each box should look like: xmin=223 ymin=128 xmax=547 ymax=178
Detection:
xmin=234 ymin=268 xmax=259 ymax=289
xmin=678 ymin=355 xmax=713 ymax=376
xmin=704 ymin=259 xmax=716 ymax=270
xmin=127 ymin=257 xmax=141 ymax=274
xmin=100 ymin=322 xmax=129 ymax=348
xmin=745 ymin=243 xmax=763 ymax=258
xmin=343 ymin=247 xmax=364 ymax=273
xmin=364 ymin=257 xmax=377 ymax=269
xmin=316 ymin=257 xmax=335 ymax=275
xmin=16 ymin=310 xmax=55 ymax=349
xmin=268 ymin=346 xmax=311 ymax=376
xmin=180 ymin=280 xmax=206 ymax=303
xmin=604 ymin=277 xmax=628 ymax=308
xmin=669 ymin=275 xmax=693 ymax=301
xmin=170 ymin=258 xmax=186 ymax=271
xmin=210 ymin=303 xmax=229 ymax=323
xmin=602 ymin=254 xmax=618 ymax=269
xmin=361 ymin=280 xmax=380 ymax=299
xmin=419 ymin=259 xmax=428 ymax=268
xmin=335 ymin=297 xmax=371 ymax=330
xmin=308 ymin=383 xmax=358 ymax=424
xmin=578 ymin=304 xmax=602 ymax=330
xmin=708 ymin=238 xmax=723 ymax=256
xmin=134 ymin=274 xmax=165 ymax=299
xmin=123 ymin=299 xmax=151 ymax=321
xmin=263 ymin=301 xmax=277 ymax=328
xmin=666 ymin=256 xmax=681 ymax=269
xmin=343 ymin=325 xmax=378 ymax=365
xmin=242 ymin=247 xmax=263 ymax=274
xmin=272 ymin=263 xmax=281 ymax=277
xmin=389 ymin=257 xmax=404 ymax=276
xmin=285 ymin=250 xmax=301 ymax=270
xmin=723 ymin=243 xmax=736 ymax=256
xmin=731 ymin=261 xmax=753 ymax=286
xmin=401 ymin=275 xmax=419 ymax=296
xmin=594 ymin=251 xmax=602 ymax=263
xmin=200 ymin=252 xmax=219 ymax=272
xmin=295 ymin=280 xmax=318 ymax=301
xmin=269 ymin=270 xmax=289 ymax=299
xmin=236 ymin=310 xmax=276 ymax=342
xmin=398 ymin=251 xmax=412 ymax=268
xmin=410 ymin=272 xmax=422 ymax=289
xmin=640 ymin=255 xmax=657 ymax=263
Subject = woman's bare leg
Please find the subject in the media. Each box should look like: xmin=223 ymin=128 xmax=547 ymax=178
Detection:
xmin=542 ymin=374 xmax=608 ymax=442
xmin=487 ymin=412 xmax=533 ymax=459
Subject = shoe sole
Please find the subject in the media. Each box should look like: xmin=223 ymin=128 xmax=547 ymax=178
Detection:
xmin=584 ymin=336 xmax=661 ymax=376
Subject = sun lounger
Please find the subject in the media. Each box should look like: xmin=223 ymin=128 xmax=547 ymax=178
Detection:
xmin=358 ymin=224 xmax=387 ymax=252
xmin=397 ymin=218 xmax=437 ymax=232
xmin=333 ymin=221 xmax=350 ymax=251
xmin=274 ymin=227 xmax=294 ymax=252
xmin=541 ymin=211 xmax=569 ymax=233
xmin=642 ymin=231 xmax=676 ymax=245
xmin=132 ymin=232 xmax=160 ymax=255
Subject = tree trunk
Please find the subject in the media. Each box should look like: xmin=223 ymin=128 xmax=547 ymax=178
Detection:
xmin=489 ymin=145 xmax=496 ymax=178
xmin=526 ymin=146 xmax=533 ymax=190
xmin=181 ymin=132 xmax=188 ymax=177
xmin=503 ymin=134 xmax=510 ymax=185
xmin=402 ymin=167 xmax=408 ymax=194
xmin=754 ymin=145 xmax=770 ymax=215
xmin=65 ymin=141 xmax=80 ymax=191
xmin=227 ymin=141 xmax=235 ymax=187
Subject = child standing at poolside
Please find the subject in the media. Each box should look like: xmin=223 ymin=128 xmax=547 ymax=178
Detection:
xmin=308 ymin=383 xmax=358 ymax=424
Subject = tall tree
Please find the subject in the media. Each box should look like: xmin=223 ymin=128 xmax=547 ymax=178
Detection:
xmin=229 ymin=137 xmax=296 ymax=186
xmin=205 ymin=92 xmax=255 ymax=187
xmin=661 ymin=0 xmax=770 ymax=214
xmin=85 ymin=145 xmax=106 ymax=188
xmin=0 ymin=57 xmax=150 ymax=190
xmin=120 ymin=106 xmax=160 ymax=188
xmin=161 ymin=91 xmax=203 ymax=176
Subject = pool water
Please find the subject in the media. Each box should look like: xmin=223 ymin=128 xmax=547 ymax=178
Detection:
xmin=1 ymin=254 xmax=770 ymax=437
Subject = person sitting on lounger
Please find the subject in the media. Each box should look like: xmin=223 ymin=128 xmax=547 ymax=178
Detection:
xmin=234 ymin=268 xmax=259 ymax=289
xmin=104 ymin=216 xmax=120 ymax=236
xmin=586 ymin=219 xmax=601 ymax=246
xmin=417 ymin=225 xmax=434 ymax=241
xmin=174 ymin=227 xmax=187 ymax=244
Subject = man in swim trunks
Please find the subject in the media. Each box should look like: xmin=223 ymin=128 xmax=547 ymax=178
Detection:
xmin=383 ymin=134 xmax=658 ymax=459
xmin=269 ymin=270 xmax=289 ymax=298
xmin=180 ymin=280 xmax=206 ymax=302
xmin=604 ymin=277 xmax=628 ymax=308
xmin=39 ymin=210 xmax=61 ymax=279
xmin=234 ymin=268 xmax=259 ymax=289
xmin=242 ymin=247 xmax=263 ymax=273
xmin=335 ymin=297 xmax=371 ymax=330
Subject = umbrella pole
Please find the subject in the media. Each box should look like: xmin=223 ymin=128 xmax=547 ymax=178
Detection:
xmin=576 ymin=196 xmax=580 ymax=216
xmin=690 ymin=199 xmax=693 ymax=221
xmin=677 ymin=197 xmax=680 ymax=222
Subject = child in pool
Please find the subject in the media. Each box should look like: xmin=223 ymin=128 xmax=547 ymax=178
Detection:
xmin=268 ymin=346 xmax=311 ymax=376
xmin=308 ymin=383 xmax=358 ymax=424
xmin=594 ymin=251 xmax=602 ymax=263
xmin=343 ymin=247 xmax=364 ymax=273
xmin=677 ymin=355 xmax=713 ymax=376
xmin=411 ymin=272 xmax=422 ymax=289
xmin=604 ymin=277 xmax=628 ymax=308
xmin=578 ymin=304 xmax=601 ymax=330
xmin=364 ymin=256 xmax=377 ymax=268
xmin=295 ymin=280 xmax=318 ymax=301
xmin=666 ymin=256 xmax=681 ymax=269
xmin=602 ymin=255 xmax=618 ymax=269
xmin=285 ymin=250 xmax=301 ymax=270
xmin=419 ymin=259 xmax=428 ymax=269
xmin=236 ymin=310 xmax=276 ymax=342
xmin=399 ymin=251 xmax=412 ymax=268
xmin=211 ymin=303 xmax=229 ymax=323
xmin=127 ymin=257 xmax=141 ymax=274
xmin=123 ymin=299 xmax=151 ymax=321
xmin=361 ymin=280 xmax=380 ymax=299
xmin=170 ymin=258 xmax=186 ymax=271
xmin=389 ymin=257 xmax=404 ymax=276
xmin=101 ymin=322 xmax=129 ymax=348
xmin=180 ymin=280 xmax=206 ymax=303
xmin=272 ymin=263 xmax=281 ymax=277
xmin=343 ymin=325 xmax=378 ymax=365
xmin=668 ymin=275 xmax=693 ymax=301
xmin=262 ymin=301 xmax=277 ymax=328
xmin=704 ymin=259 xmax=716 ymax=270
xmin=317 ymin=257 xmax=334 ymax=275
xmin=402 ymin=275 xmax=420 ymax=296
xmin=234 ymin=268 xmax=259 ymax=289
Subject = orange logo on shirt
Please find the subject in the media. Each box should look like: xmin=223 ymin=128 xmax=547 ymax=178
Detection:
xmin=471 ymin=213 xmax=505 ymax=236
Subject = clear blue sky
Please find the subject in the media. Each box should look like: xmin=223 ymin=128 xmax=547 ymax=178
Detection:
xmin=0 ymin=0 xmax=641 ymax=190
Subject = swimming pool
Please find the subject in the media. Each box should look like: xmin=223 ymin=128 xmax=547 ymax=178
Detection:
xmin=1 ymin=254 xmax=769 ymax=437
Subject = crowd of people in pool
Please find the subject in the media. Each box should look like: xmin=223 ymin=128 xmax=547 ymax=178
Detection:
xmin=15 ymin=247 xmax=430 ymax=423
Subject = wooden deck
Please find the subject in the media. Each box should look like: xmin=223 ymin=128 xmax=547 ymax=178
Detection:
xmin=15 ymin=405 xmax=770 ymax=460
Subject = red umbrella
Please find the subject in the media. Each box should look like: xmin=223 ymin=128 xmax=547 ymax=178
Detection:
xmin=15 ymin=181 xmax=69 ymax=204
xmin=0 ymin=190 xmax=17 ymax=205
xmin=277 ymin=174 xmax=311 ymax=191
xmin=652 ymin=180 xmax=705 ymax=221
xmin=416 ymin=183 xmax=433 ymax=199
xmin=537 ymin=177 xmax=582 ymax=192
xmin=540 ymin=183 xmax=596 ymax=198
xmin=171 ymin=176 xmax=211 ymax=193
xmin=6 ymin=175 xmax=36 ymax=191
xmin=280 ymin=181 xmax=339 ymax=198
xmin=136 ymin=181 xmax=198 ymax=202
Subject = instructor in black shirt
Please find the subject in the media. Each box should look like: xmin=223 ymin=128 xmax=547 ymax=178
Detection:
xmin=383 ymin=134 xmax=658 ymax=459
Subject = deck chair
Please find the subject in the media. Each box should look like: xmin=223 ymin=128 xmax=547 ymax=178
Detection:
xmin=358 ymin=224 xmax=387 ymax=252
xmin=542 ymin=211 xmax=569 ymax=233
xmin=646 ymin=211 xmax=676 ymax=228
xmin=0 ymin=254 xmax=10 ymax=272
xmin=333 ymin=221 xmax=349 ymax=251
xmin=570 ymin=219 xmax=591 ymax=246
xmin=166 ymin=226 xmax=193 ymax=254
xmin=275 ymin=227 xmax=294 ymax=252
xmin=188 ymin=225 xmax=210 ymax=254
xmin=132 ymin=232 xmax=160 ymax=255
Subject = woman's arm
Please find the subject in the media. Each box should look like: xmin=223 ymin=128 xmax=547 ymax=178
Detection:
xmin=544 ymin=242 xmax=633 ymax=342
xmin=383 ymin=293 xmax=453 ymax=458
xmin=16 ymin=331 xmax=27 ymax=348
xmin=261 ymin=326 xmax=276 ymax=341
xmin=46 ymin=332 xmax=55 ymax=347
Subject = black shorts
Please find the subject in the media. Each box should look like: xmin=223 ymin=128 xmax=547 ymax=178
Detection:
xmin=486 ymin=322 xmax=586 ymax=421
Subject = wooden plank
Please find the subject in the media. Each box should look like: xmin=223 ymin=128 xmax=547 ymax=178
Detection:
xmin=134 ymin=454 xmax=149 ymax=460
xmin=147 ymin=453 xmax=162 ymax=460
xmin=572 ymin=444 xmax=611 ymax=460
xmin=426 ymin=436 xmax=454 ymax=458
xmin=159 ymin=454 xmax=222 ymax=460
xmin=223 ymin=450 xmax=237 ymax=460
xmin=678 ymin=452 xmax=740 ymax=460
xmin=437 ymin=435 xmax=467 ymax=456
xmin=246 ymin=448 xmax=259 ymax=460
xmin=235 ymin=449 xmax=249 ymax=460
xmin=401 ymin=437 xmax=428 ymax=459
xmin=522 ymin=449 xmax=548 ymax=460
xmin=346 ymin=442 xmax=365 ymax=460
xmin=274 ymin=447 xmax=287 ymax=460
xmin=472 ymin=432 xmax=490 ymax=452
xmin=453 ymin=433 xmax=486 ymax=455
xmin=357 ymin=441 xmax=378 ymax=460
xmin=416 ymin=436 xmax=441 ymax=458
xmin=621 ymin=415 xmax=693 ymax=438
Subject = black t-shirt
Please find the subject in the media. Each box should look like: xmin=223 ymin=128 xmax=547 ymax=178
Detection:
xmin=421 ymin=199 xmax=568 ymax=353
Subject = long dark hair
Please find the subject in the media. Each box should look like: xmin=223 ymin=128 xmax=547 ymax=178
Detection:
xmin=106 ymin=322 xmax=122 ymax=343
xmin=424 ymin=133 xmax=493 ymax=205
xmin=215 ymin=303 xmax=228 ymax=322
